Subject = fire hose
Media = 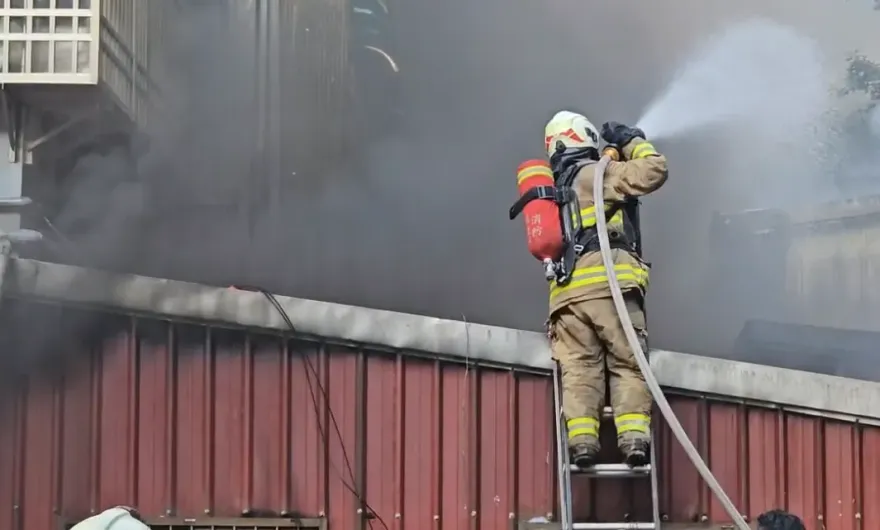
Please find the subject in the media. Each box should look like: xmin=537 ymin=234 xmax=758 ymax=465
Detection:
xmin=592 ymin=154 xmax=750 ymax=530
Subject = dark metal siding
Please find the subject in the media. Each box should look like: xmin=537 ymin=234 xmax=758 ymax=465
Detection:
xmin=278 ymin=0 xmax=352 ymax=188
xmin=100 ymin=0 xmax=180 ymax=130
xmin=0 ymin=302 xmax=877 ymax=529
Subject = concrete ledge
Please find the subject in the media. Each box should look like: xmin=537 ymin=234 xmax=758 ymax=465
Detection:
xmin=650 ymin=350 xmax=880 ymax=421
xmin=7 ymin=258 xmax=880 ymax=421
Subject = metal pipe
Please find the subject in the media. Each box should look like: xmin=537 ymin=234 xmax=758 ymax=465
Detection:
xmin=573 ymin=522 xmax=655 ymax=529
xmin=0 ymin=246 xmax=9 ymax=303
xmin=591 ymin=155 xmax=750 ymax=530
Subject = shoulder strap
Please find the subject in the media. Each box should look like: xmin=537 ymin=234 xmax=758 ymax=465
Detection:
xmin=508 ymin=185 xmax=556 ymax=220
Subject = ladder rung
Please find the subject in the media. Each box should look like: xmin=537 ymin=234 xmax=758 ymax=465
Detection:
xmin=570 ymin=463 xmax=652 ymax=476
xmin=573 ymin=522 xmax=656 ymax=530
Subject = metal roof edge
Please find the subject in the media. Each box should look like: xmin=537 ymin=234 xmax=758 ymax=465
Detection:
xmin=650 ymin=350 xmax=880 ymax=421
xmin=7 ymin=258 xmax=553 ymax=368
xmin=7 ymin=258 xmax=880 ymax=421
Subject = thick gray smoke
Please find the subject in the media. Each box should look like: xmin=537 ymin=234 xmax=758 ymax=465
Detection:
xmin=36 ymin=0 xmax=880 ymax=369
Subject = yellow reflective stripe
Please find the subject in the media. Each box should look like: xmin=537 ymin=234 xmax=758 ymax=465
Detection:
xmin=614 ymin=413 xmax=650 ymax=434
xmin=567 ymin=417 xmax=600 ymax=429
xmin=617 ymin=424 xmax=649 ymax=434
xmin=630 ymin=142 xmax=658 ymax=159
xmin=572 ymin=210 xmax=624 ymax=228
xmin=567 ymin=417 xmax=599 ymax=439
xmin=517 ymin=166 xmax=552 ymax=185
xmin=571 ymin=205 xmax=598 ymax=225
xmin=549 ymin=264 xmax=649 ymax=299
xmin=569 ymin=427 xmax=598 ymax=438
xmin=570 ymin=205 xmax=624 ymax=229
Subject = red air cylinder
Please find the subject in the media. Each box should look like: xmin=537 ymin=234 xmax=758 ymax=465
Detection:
xmin=516 ymin=159 xmax=564 ymax=262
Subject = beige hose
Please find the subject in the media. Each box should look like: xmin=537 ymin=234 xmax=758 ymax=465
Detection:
xmin=592 ymin=155 xmax=750 ymax=530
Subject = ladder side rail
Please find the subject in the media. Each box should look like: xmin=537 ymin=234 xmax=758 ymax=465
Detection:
xmin=553 ymin=361 xmax=574 ymax=530
xmin=649 ymin=434 xmax=661 ymax=528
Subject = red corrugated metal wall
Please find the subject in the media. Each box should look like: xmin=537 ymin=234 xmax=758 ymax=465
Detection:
xmin=0 ymin=302 xmax=878 ymax=530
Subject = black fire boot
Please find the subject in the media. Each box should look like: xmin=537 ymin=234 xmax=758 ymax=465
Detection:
xmin=619 ymin=436 xmax=650 ymax=468
xmin=570 ymin=439 xmax=601 ymax=469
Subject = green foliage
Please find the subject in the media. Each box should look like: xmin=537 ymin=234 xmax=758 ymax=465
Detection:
xmin=843 ymin=52 xmax=880 ymax=99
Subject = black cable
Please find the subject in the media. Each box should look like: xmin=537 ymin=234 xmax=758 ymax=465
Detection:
xmin=259 ymin=289 xmax=390 ymax=530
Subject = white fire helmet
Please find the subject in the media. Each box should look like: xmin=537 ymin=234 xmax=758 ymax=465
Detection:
xmin=544 ymin=110 xmax=599 ymax=158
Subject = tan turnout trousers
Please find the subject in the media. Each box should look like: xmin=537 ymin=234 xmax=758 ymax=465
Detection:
xmin=550 ymin=291 xmax=651 ymax=448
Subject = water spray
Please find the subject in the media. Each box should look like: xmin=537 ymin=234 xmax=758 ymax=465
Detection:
xmin=635 ymin=18 xmax=828 ymax=142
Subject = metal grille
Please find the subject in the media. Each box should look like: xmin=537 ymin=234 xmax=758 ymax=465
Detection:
xmin=63 ymin=517 xmax=326 ymax=530
xmin=0 ymin=0 xmax=98 ymax=83
xmin=146 ymin=518 xmax=326 ymax=530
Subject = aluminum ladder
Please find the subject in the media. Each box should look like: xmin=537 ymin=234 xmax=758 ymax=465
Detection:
xmin=552 ymin=362 xmax=660 ymax=530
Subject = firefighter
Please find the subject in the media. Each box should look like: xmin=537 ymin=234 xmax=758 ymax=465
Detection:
xmin=69 ymin=506 xmax=149 ymax=530
xmin=544 ymin=110 xmax=668 ymax=468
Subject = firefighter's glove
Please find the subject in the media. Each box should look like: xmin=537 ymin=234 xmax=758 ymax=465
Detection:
xmin=601 ymin=122 xmax=646 ymax=149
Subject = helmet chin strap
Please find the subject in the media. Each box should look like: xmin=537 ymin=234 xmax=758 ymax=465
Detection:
xmin=550 ymin=142 xmax=599 ymax=185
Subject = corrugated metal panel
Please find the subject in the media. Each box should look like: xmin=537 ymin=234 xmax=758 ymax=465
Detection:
xmin=0 ymin=301 xmax=877 ymax=530
xmin=569 ymin=398 xmax=880 ymax=529
xmin=277 ymin=0 xmax=351 ymax=188
xmin=99 ymin=0 xmax=180 ymax=130
xmin=0 ymin=301 xmax=556 ymax=529
xmin=650 ymin=399 xmax=880 ymax=530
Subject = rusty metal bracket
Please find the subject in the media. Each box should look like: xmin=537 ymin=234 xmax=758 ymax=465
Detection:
xmin=1 ymin=89 xmax=103 ymax=164
xmin=23 ymin=112 xmax=93 ymax=154
xmin=2 ymin=89 xmax=26 ymax=164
